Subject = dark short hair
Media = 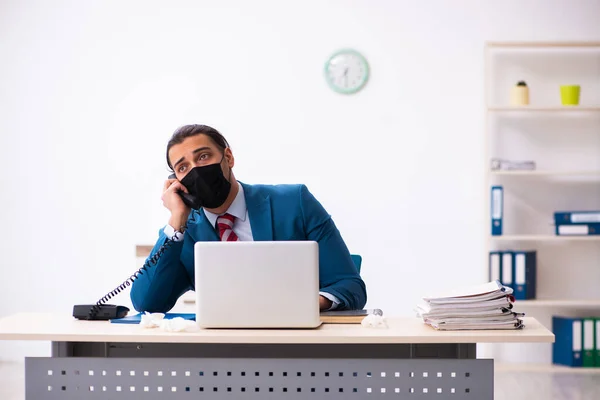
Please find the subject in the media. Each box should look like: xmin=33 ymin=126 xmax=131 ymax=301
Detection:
xmin=166 ymin=124 xmax=230 ymax=170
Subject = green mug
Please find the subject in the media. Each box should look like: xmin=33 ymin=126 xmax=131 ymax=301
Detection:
xmin=560 ymin=85 xmax=581 ymax=105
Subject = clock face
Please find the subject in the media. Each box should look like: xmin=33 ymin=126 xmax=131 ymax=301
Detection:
xmin=324 ymin=49 xmax=369 ymax=94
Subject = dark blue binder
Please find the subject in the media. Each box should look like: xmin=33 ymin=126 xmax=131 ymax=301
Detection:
xmin=554 ymin=211 xmax=600 ymax=225
xmin=553 ymin=316 xmax=583 ymax=367
xmin=491 ymin=186 xmax=503 ymax=235
xmin=110 ymin=313 xmax=196 ymax=324
xmin=512 ymin=251 xmax=536 ymax=300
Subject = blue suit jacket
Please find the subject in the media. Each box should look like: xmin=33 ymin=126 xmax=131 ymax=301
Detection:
xmin=130 ymin=182 xmax=367 ymax=312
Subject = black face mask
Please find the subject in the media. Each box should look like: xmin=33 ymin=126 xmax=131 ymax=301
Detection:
xmin=179 ymin=158 xmax=232 ymax=210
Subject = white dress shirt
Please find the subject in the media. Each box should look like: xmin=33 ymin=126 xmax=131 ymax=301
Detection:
xmin=202 ymin=182 xmax=254 ymax=241
xmin=163 ymin=181 xmax=340 ymax=309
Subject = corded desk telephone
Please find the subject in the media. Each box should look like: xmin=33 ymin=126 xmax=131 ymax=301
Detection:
xmin=167 ymin=173 xmax=201 ymax=209
xmin=72 ymin=174 xmax=198 ymax=320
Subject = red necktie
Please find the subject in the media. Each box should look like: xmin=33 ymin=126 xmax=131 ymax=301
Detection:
xmin=217 ymin=213 xmax=239 ymax=241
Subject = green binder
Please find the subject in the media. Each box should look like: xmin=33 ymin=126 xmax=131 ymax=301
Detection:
xmin=596 ymin=318 xmax=600 ymax=367
xmin=583 ymin=318 xmax=596 ymax=367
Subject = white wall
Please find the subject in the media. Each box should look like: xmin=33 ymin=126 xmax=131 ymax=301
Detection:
xmin=1 ymin=0 xmax=600 ymax=360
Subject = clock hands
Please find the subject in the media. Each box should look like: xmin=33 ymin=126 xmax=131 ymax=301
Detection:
xmin=343 ymin=66 xmax=349 ymax=88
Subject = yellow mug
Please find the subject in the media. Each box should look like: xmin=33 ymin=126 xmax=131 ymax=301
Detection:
xmin=560 ymin=85 xmax=580 ymax=106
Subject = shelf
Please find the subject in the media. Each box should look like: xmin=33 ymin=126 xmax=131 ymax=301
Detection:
xmin=515 ymin=299 xmax=600 ymax=308
xmin=488 ymin=106 xmax=600 ymax=112
xmin=490 ymin=170 xmax=600 ymax=177
xmin=495 ymin=362 xmax=600 ymax=374
xmin=490 ymin=235 xmax=600 ymax=242
xmin=486 ymin=42 xmax=600 ymax=48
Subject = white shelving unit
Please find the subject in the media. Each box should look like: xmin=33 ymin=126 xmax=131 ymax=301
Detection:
xmin=489 ymin=106 xmax=600 ymax=112
xmin=496 ymin=362 xmax=600 ymax=374
xmin=492 ymin=235 xmax=600 ymax=242
xmin=483 ymin=42 xmax=600 ymax=367
xmin=491 ymin=170 xmax=600 ymax=176
xmin=516 ymin=300 xmax=600 ymax=308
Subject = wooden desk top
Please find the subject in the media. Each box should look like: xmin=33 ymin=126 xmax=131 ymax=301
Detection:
xmin=0 ymin=313 xmax=554 ymax=344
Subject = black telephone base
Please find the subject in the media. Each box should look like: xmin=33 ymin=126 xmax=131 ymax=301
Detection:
xmin=73 ymin=304 xmax=130 ymax=320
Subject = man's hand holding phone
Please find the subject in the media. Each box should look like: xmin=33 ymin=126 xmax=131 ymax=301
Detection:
xmin=162 ymin=178 xmax=191 ymax=231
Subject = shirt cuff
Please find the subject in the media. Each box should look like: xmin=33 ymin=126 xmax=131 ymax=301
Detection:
xmin=319 ymin=291 xmax=340 ymax=311
xmin=163 ymin=224 xmax=184 ymax=242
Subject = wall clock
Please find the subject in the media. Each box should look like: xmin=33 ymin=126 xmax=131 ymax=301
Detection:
xmin=324 ymin=49 xmax=370 ymax=94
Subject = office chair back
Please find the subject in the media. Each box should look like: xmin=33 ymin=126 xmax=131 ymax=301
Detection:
xmin=351 ymin=254 xmax=362 ymax=274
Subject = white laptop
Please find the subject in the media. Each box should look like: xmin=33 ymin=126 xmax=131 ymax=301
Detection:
xmin=194 ymin=241 xmax=322 ymax=329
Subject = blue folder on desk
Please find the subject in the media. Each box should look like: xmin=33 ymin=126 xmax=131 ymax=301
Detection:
xmin=110 ymin=313 xmax=196 ymax=324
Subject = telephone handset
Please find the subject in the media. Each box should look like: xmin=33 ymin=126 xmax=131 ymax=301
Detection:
xmin=71 ymin=175 xmax=195 ymax=320
xmin=168 ymin=173 xmax=200 ymax=209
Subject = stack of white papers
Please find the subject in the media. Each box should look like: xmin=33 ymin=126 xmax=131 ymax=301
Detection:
xmin=416 ymin=280 xmax=524 ymax=331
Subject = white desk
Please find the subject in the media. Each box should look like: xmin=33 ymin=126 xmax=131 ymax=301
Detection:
xmin=0 ymin=313 xmax=554 ymax=400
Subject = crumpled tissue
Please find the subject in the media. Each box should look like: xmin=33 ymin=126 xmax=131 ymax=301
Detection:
xmin=139 ymin=312 xmax=198 ymax=332
xmin=361 ymin=314 xmax=388 ymax=329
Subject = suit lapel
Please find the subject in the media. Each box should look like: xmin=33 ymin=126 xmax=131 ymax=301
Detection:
xmin=242 ymin=182 xmax=273 ymax=241
xmin=187 ymin=209 xmax=219 ymax=242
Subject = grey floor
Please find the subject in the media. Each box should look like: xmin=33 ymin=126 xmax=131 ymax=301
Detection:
xmin=1 ymin=361 xmax=598 ymax=399
xmin=1 ymin=362 xmax=24 ymax=400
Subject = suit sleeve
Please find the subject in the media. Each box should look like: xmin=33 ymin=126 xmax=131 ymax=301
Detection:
xmin=299 ymin=185 xmax=367 ymax=310
xmin=129 ymin=229 xmax=193 ymax=313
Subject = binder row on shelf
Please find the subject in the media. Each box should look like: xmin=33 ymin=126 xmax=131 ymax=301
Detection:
xmin=553 ymin=316 xmax=600 ymax=368
xmin=489 ymin=250 xmax=536 ymax=300
xmin=554 ymin=211 xmax=600 ymax=236
xmin=490 ymin=186 xmax=600 ymax=236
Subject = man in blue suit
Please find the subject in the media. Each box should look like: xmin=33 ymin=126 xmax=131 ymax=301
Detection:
xmin=130 ymin=124 xmax=366 ymax=313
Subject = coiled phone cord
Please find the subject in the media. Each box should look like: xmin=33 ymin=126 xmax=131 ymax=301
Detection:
xmin=86 ymin=235 xmax=181 ymax=320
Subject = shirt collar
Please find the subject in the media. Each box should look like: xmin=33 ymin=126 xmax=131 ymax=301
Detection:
xmin=203 ymin=181 xmax=247 ymax=228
